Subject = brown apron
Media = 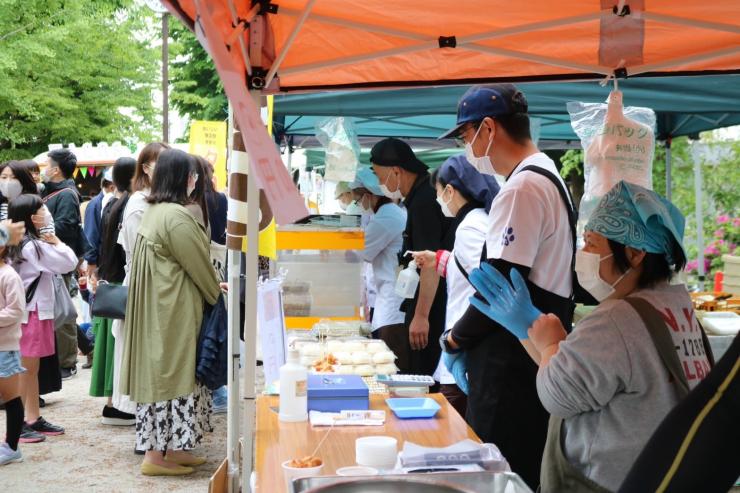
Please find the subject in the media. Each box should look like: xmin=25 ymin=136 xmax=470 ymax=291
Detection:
xmin=539 ymin=297 xmax=704 ymax=493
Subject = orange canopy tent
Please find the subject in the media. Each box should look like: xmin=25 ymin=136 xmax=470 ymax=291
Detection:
xmin=159 ymin=2 xmax=740 ymax=491
xmin=165 ymin=0 xmax=740 ymax=93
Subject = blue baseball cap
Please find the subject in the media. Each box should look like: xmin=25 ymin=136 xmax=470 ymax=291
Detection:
xmin=439 ymin=84 xmax=528 ymax=140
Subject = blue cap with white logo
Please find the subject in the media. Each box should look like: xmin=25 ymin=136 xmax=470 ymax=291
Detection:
xmin=439 ymin=83 xmax=528 ymax=140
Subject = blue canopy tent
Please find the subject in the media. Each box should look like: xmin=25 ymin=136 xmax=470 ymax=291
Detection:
xmin=273 ymin=74 xmax=740 ymax=143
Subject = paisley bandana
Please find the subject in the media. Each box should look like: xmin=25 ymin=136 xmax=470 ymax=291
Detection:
xmin=585 ymin=180 xmax=686 ymax=264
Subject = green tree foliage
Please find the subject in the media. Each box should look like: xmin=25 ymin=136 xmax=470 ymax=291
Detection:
xmin=0 ymin=0 xmax=159 ymax=161
xmin=559 ymin=136 xmax=740 ymax=277
xmin=169 ymin=19 xmax=226 ymax=127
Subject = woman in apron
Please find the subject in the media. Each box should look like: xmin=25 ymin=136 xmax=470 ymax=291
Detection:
xmin=467 ymin=181 xmax=713 ymax=492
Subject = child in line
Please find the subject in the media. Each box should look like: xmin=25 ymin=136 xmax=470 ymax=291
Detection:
xmin=8 ymin=195 xmax=78 ymax=442
xmin=0 ymin=220 xmax=28 ymax=465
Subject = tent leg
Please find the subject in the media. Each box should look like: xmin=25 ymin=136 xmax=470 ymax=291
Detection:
xmin=241 ymin=91 xmax=262 ymax=493
xmin=694 ymin=152 xmax=705 ymax=290
xmin=226 ymin=101 xmax=241 ymax=493
xmin=665 ymin=139 xmax=672 ymax=202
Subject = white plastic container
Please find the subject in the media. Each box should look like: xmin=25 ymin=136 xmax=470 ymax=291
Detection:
xmin=395 ymin=260 xmax=420 ymax=299
xmin=279 ymin=349 xmax=308 ymax=422
xmin=356 ymin=436 xmax=398 ymax=469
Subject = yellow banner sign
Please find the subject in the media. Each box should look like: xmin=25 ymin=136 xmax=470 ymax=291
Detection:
xmin=189 ymin=120 xmax=228 ymax=191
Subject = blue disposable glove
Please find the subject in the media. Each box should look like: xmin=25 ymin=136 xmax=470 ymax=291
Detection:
xmin=442 ymin=351 xmax=469 ymax=395
xmin=468 ymin=263 xmax=542 ymax=340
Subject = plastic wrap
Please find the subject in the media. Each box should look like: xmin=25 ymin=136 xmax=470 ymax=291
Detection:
xmin=315 ymin=116 xmax=361 ymax=182
xmin=567 ymin=91 xmax=656 ymax=235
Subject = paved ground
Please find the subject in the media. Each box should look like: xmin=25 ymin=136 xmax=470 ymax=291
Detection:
xmin=1 ymin=365 xmax=228 ymax=493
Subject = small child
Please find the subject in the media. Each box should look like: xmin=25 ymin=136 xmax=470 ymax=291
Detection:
xmin=0 ymin=237 xmax=27 ymax=465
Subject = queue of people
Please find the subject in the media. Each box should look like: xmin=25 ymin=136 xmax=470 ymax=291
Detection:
xmin=0 ymin=145 xmax=229 ymax=474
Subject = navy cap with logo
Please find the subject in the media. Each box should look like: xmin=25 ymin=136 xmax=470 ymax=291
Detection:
xmin=370 ymin=137 xmax=427 ymax=174
xmin=439 ymin=83 xmax=528 ymax=140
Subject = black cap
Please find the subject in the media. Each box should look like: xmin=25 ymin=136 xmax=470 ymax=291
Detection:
xmin=439 ymin=83 xmax=528 ymax=139
xmin=370 ymin=138 xmax=427 ymax=173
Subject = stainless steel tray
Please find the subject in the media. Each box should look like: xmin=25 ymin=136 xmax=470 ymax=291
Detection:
xmin=292 ymin=471 xmax=533 ymax=493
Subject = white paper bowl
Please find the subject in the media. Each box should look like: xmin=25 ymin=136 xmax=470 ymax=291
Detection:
xmin=281 ymin=460 xmax=324 ymax=490
xmin=355 ymin=436 xmax=398 ymax=469
xmin=335 ymin=466 xmax=379 ymax=476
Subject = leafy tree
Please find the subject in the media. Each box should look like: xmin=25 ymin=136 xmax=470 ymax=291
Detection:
xmin=169 ymin=18 xmax=227 ymax=132
xmin=0 ymin=0 xmax=159 ymax=161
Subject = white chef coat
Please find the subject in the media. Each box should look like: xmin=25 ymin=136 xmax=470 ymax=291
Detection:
xmin=486 ymin=152 xmax=573 ymax=298
xmin=361 ymin=203 xmax=407 ymax=330
xmin=433 ymin=207 xmax=489 ymax=384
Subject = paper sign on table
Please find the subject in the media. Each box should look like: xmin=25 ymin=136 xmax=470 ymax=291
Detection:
xmin=258 ymin=279 xmax=287 ymax=387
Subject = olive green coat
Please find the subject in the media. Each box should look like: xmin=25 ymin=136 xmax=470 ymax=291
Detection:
xmin=120 ymin=203 xmax=220 ymax=403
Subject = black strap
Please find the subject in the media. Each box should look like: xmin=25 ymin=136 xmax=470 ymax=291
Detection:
xmin=454 ymin=253 xmax=471 ymax=282
xmin=26 ymin=275 xmax=42 ymax=304
xmin=624 ymin=297 xmax=691 ymax=398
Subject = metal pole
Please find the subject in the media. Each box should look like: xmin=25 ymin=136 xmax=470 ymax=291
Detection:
xmin=665 ymin=139 xmax=672 ymax=201
xmin=241 ymin=91 xmax=262 ymax=493
xmin=162 ymin=13 xmax=169 ymax=143
xmin=225 ymin=102 xmax=241 ymax=493
xmin=694 ymin=153 xmax=705 ymax=290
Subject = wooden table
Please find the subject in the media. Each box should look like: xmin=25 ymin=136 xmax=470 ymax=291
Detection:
xmin=254 ymin=394 xmax=481 ymax=492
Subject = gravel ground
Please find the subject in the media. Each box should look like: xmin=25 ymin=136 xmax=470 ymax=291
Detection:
xmin=1 ymin=365 xmax=228 ymax=493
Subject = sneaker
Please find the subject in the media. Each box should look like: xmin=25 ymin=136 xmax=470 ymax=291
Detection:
xmin=27 ymin=417 xmax=64 ymax=436
xmin=0 ymin=443 xmax=22 ymax=466
xmin=102 ymin=406 xmax=136 ymax=426
xmin=60 ymin=366 xmax=77 ymax=380
xmin=82 ymin=353 xmax=93 ymax=369
xmin=19 ymin=425 xmax=46 ymax=443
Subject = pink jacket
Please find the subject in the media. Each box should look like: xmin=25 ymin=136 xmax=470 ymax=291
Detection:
xmin=0 ymin=264 xmax=25 ymax=351
xmin=13 ymin=239 xmax=78 ymax=322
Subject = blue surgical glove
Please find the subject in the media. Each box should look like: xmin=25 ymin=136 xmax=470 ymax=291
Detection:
xmin=442 ymin=351 xmax=469 ymax=395
xmin=468 ymin=263 xmax=542 ymax=340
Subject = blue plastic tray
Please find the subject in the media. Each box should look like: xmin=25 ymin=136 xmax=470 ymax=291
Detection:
xmin=385 ymin=397 xmax=441 ymax=419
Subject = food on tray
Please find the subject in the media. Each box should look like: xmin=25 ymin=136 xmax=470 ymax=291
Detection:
xmin=300 ymin=343 xmax=322 ymax=357
xmin=364 ymin=340 xmax=385 ymax=353
xmin=372 ymin=351 xmax=395 ymax=364
xmin=312 ymin=353 xmax=338 ymax=373
xmin=288 ymin=455 xmax=323 ymax=468
xmin=334 ymin=351 xmax=353 ymax=364
xmin=333 ymin=364 xmax=354 ymax=374
xmin=355 ymin=365 xmax=375 ymax=376
xmin=375 ymin=364 xmax=398 ymax=375
xmin=351 ymin=352 xmax=371 ymax=364
xmin=327 ymin=340 xmax=345 ymax=353
xmin=344 ymin=341 xmax=365 ymax=352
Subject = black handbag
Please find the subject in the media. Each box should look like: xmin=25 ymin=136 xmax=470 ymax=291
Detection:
xmin=91 ymin=282 xmax=128 ymax=320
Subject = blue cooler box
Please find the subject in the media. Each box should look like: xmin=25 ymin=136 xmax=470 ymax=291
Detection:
xmin=307 ymin=374 xmax=369 ymax=412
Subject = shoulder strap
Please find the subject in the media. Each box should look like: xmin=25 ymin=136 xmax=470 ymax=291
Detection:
xmin=25 ymin=274 xmax=42 ymax=304
xmin=624 ymin=297 xmax=691 ymax=398
xmin=43 ymin=187 xmax=79 ymax=205
xmin=454 ymin=254 xmax=471 ymax=282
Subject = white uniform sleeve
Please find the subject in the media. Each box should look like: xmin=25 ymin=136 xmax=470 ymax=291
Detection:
xmin=454 ymin=222 xmax=486 ymax=274
xmin=361 ymin=206 xmax=405 ymax=263
xmin=486 ymin=187 xmax=546 ymax=267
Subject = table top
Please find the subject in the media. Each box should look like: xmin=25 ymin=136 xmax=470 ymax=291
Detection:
xmin=254 ymin=394 xmax=480 ymax=492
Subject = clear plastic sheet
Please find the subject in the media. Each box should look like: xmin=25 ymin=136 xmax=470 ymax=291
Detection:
xmin=315 ymin=116 xmax=361 ymax=182
xmin=567 ymin=91 xmax=656 ymax=236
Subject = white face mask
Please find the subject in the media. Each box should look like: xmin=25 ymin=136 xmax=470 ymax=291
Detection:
xmin=436 ymin=187 xmax=455 ymax=218
xmin=464 ymin=122 xmax=496 ymax=176
xmin=338 ymin=201 xmax=349 ymax=212
xmin=0 ymin=179 xmax=22 ymax=201
xmin=575 ymin=250 xmax=630 ymax=302
xmin=379 ymin=171 xmax=403 ymax=200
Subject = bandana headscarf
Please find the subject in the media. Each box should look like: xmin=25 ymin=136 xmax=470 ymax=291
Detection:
xmin=586 ymin=180 xmax=686 ymax=264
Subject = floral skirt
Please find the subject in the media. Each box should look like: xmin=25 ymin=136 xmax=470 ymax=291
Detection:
xmin=135 ymin=383 xmax=212 ymax=452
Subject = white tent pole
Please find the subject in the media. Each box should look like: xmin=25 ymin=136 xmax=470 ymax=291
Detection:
xmin=279 ymin=7 xmax=602 ymax=44
xmin=629 ymin=45 xmax=740 ymax=77
xmin=240 ymin=91 xmax=262 ymax=493
xmin=264 ymin=0 xmax=318 ymax=88
xmin=643 ymin=12 xmax=740 ymax=35
xmin=665 ymin=139 xmax=672 ymax=202
xmin=694 ymin=150 xmax=706 ymax=289
xmin=227 ymin=0 xmax=255 ymax=76
xmin=462 ymin=44 xmax=609 ymax=75
xmin=225 ymin=101 xmax=241 ymax=493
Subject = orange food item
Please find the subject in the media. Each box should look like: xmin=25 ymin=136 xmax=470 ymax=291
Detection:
xmin=288 ymin=455 xmax=323 ymax=468
xmin=311 ymin=353 xmax=338 ymax=373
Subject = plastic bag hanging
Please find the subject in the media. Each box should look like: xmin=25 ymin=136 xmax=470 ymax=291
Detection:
xmin=315 ymin=116 xmax=361 ymax=183
xmin=567 ymin=90 xmax=656 ymax=236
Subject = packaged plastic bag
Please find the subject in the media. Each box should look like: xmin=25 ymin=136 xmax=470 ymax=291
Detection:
xmin=315 ymin=116 xmax=361 ymax=182
xmin=568 ymin=91 xmax=656 ymax=234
